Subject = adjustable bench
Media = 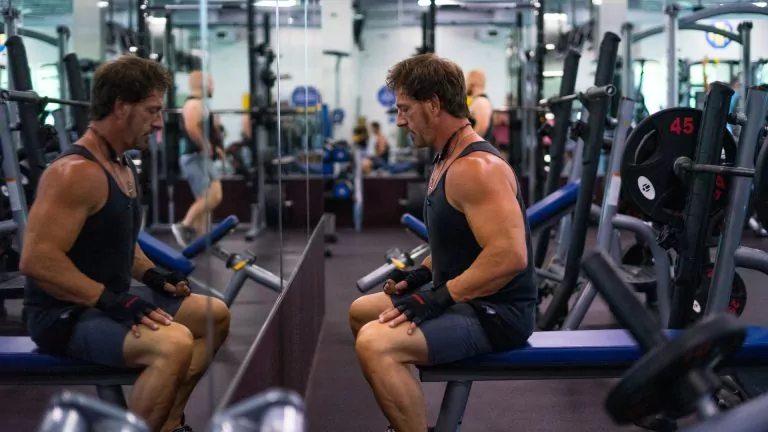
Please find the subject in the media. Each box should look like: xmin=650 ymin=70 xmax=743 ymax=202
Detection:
xmin=418 ymin=327 xmax=768 ymax=431
xmin=0 ymin=336 xmax=139 ymax=407
xmin=400 ymin=182 xmax=581 ymax=242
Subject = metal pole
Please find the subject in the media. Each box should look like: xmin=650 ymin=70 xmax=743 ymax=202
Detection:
xmin=56 ymin=26 xmax=70 ymax=128
xmin=622 ymin=23 xmax=634 ymax=99
xmin=99 ymin=5 xmax=107 ymax=62
xmin=739 ymin=21 xmax=752 ymax=97
xmin=665 ymin=4 xmax=680 ymax=108
xmin=136 ymin=0 xmax=148 ymax=58
xmin=563 ymin=97 xmax=635 ymax=329
xmin=706 ymin=87 xmax=768 ymax=315
xmin=428 ymin=0 xmax=436 ymax=52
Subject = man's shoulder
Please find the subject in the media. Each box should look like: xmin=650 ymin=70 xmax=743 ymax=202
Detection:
xmin=43 ymin=156 xmax=106 ymax=194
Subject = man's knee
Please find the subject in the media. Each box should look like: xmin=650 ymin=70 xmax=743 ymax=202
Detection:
xmin=127 ymin=323 xmax=195 ymax=373
xmin=355 ymin=322 xmax=395 ymax=361
xmin=210 ymin=297 xmax=231 ymax=341
xmin=349 ymin=295 xmax=381 ymax=332
xmin=207 ymin=181 xmax=223 ymax=207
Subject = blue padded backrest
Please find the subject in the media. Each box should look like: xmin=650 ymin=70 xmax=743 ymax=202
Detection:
xmin=137 ymin=232 xmax=195 ymax=276
xmin=526 ymin=182 xmax=580 ymax=230
xmin=386 ymin=162 xmax=416 ymax=174
xmin=421 ymin=327 xmax=768 ymax=369
xmin=399 ymin=182 xmax=581 ymax=244
xmin=401 ymin=213 xmax=427 ymax=242
xmin=182 ymin=215 xmax=240 ymax=259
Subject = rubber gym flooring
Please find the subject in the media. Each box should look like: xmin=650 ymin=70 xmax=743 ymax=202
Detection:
xmin=0 ymin=227 xmax=767 ymax=431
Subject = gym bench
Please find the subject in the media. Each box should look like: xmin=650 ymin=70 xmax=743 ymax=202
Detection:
xmin=418 ymin=327 xmax=768 ymax=431
xmin=0 ymin=336 xmax=138 ymax=407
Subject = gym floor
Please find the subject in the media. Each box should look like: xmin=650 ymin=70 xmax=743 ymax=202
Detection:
xmin=1 ymin=227 xmax=767 ymax=431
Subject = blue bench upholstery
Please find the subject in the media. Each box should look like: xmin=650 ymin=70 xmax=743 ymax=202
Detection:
xmin=384 ymin=162 xmax=416 ymax=174
xmin=525 ymin=182 xmax=580 ymax=229
xmin=419 ymin=327 xmax=768 ymax=431
xmin=400 ymin=182 xmax=582 ymax=243
xmin=0 ymin=337 xmax=139 ymax=407
xmin=182 ymin=215 xmax=239 ymax=259
xmin=138 ymin=232 xmax=196 ymax=276
xmin=137 ymin=216 xmax=239 ymax=276
xmin=401 ymin=213 xmax=427 ymax=241
xmin=419 ymin=327 xmax=768 ymax=380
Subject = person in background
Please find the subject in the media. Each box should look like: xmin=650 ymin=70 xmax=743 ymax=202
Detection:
xmin=466 ymin=69 xmax=494 ymax=145
xmin=362 ymin=121 xmax=391 ymax=174
xmin=171 ymin=71 xmax=226 ymax=248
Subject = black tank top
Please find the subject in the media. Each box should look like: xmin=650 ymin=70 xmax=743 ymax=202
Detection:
xmin=470 ymin=94 xmax=495 ymax=144
xmin=180 ymin=96 xmax=219 ymax=155
xmin=424 ymin=141 xmax=536 ymax=350
xmin=24 ymin=145 xmax=142 ymax=343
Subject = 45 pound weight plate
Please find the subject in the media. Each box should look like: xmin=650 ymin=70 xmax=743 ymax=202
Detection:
xmin=605 ymin=314 xmax=747 ymax=424
xmin=621 ymin=107 xmax=736 ymax=225
xmin=690 ymin=264 xmax=747 ymax=323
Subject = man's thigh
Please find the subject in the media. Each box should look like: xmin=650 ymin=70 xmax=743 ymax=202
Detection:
xmin=417 ymin=303 xmax=493 ymax=365
xmin=66 ymin=287 xmax=186 ymax=367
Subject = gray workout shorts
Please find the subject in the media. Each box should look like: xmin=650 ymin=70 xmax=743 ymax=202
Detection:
xmin=66 ymin=285 xmax=186 ymax=368
xmin=179 ymin=142 xmax=221 ymax=198
xmin=391 ymin=289 xmax=493 ymax=365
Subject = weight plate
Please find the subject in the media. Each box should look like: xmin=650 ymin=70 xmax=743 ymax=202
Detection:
xmin=605 ymin=315 xmax=747 ymax=424
xmin=621 ymin=107 xmax=736 ymax=225
xmin=622 ymin=243 xmax=653 ymax=267
xmin=690 ymin=264 xmax=747 ymax=323
xmin=755 ymin=137 xmax=768 ymax=227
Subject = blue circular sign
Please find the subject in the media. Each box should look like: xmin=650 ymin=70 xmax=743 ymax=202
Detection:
xmin=291 ymin=86 xmax=321 ymax=107
xmin=331 ymin=108 xmax=345 ymax=125
xmin=705 ymin=21 xmax=733 ymax=49
xmin=377 ymin=85 xmax=396 ymax=108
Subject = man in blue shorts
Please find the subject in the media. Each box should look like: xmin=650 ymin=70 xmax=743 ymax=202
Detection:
xmin=348 ymin=54 xmax=537 ymax=432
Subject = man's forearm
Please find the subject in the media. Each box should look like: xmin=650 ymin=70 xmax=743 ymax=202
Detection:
xmin=131 ymin=245 xmax=156 ymax=281
xmin=22 ymin=254 xmax=104 ymax=307
xmin=420 ymin=255 xmax=432 ymax=271
xmin=445 ymin=247 xmax=524 ymax=302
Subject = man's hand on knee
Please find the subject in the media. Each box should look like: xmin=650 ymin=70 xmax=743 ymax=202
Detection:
xmin=95 ymin=289 xmax=173 ymax=338
xmin=382 ymin=283 xmax=454 ymax=333
xmin=382 ymin=266 xmax=432 ymax=295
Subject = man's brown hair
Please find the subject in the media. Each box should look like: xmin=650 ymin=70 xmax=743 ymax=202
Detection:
xmin=385 ymin=53 xmax=469 ymax=118
xmin=90 ymin=55 xmax=172 ymax=120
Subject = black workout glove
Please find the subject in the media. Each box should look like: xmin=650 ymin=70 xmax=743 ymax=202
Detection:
xmin=390 ymin=282 xmax=455 ymax=326
xmin=95 ymin=289 xmax=158 ymax=329
xmin=384 ymin=266 xmax=432 ymax=294
xmin=142 ymin=268 xmax=189 ymax=297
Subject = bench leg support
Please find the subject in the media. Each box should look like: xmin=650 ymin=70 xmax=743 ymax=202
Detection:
xmin=434 ymin=381 xmax=472 ymax=432
xmin=96 ymin=385 xmax=128 ymax=408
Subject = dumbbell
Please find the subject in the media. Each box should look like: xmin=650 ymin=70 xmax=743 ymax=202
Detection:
xmin=355 ymin=244 xmax=431 ymax=293
xmin=580 ymin=250 xmax=747 ymax=426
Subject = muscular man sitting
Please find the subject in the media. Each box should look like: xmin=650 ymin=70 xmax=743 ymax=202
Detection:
xmin=348 ymin=54 xmax=536 ymax=432
xmin=21 ymin=55 xmax=231 ymax=432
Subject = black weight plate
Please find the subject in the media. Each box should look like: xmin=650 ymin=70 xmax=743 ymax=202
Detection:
xmin=621 ymin=107 xmax=736 ymax=225
xmin=690 ymin=264 xmax=747 ymax=323
xmin=605 ymin=314 xmax=747 ymax=424
xmin=755 ymin=137 xmax=768 ymax=228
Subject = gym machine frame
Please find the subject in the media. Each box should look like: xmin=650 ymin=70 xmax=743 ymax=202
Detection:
xmin=622 ymin=2 xmax=768 ymax=107
xmin=537 ymin=32 xmax=620 ymax=330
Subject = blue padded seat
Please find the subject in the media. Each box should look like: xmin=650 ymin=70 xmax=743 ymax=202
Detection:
xmin=385 ymin=162 xmax=416 ymax=174
xmin=182 ymin=215 xmax=239 ymax=259
xmin=400 ymin=182 xmax=581 ymax=243
xmin=138 ymin=232 xmax=195 ymax=276
xmin=419 ymin=327 xmax=768 ymax=380
xmin=0 ymin=336 xmax=139 ymax=388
